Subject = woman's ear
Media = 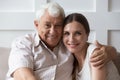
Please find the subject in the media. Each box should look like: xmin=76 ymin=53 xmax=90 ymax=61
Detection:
xmin=34 ymin=20 xmax=39 ymax=28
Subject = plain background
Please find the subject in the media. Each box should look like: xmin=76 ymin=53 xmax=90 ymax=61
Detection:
xmin=0 ymin=0 xmax=120 ymax=52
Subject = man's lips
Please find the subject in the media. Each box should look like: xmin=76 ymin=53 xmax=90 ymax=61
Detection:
xmin=47 ymin=35 xmax=57 ymax=39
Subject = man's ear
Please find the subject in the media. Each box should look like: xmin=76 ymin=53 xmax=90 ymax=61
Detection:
xmin=34 ymin=20 xmax=39 ymax=28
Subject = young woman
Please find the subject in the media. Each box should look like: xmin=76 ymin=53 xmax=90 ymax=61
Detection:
xmin=63 ymin=13 xmax=120 ymax=80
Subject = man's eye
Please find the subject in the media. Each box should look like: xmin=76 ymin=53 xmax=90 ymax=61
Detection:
xmin=55 ymin=24 xmax=63 ymax=28
xmin=45 ymin=24 xmax=50 ymax=28
xmin=56 ymin=25 xmax=61 ymax=27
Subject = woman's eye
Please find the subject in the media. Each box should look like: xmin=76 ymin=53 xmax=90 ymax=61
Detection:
xmin=75 ymin=31 xmax=81 ymax=35
xmin=63 ymin=32 xmax=69 ymax=36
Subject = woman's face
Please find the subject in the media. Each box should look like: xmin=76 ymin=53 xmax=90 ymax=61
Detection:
xmin=63 ymin=21 xmax=88 ymax=53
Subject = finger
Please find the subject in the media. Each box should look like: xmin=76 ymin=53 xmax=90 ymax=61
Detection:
xmin=90 ymin=53 xmax=104 ymax=63
xmin=90 ymin=50 xmax=103 ymax=61
xmin=100 ymin=46 xmax=109 ymax=62
xmin=100 ymin=46 xmax=106 ymax=51
xmin=90 ymin=54 xmax=105 ymax=65
xmin=90 ymin=50 xmax=100 ymax=59
xmin=94 ymin=63 xmax=105 ymax=69
xmin=94 ymin=40 xmax=102 ymax=48
xmin=90 ymin=58 xmax=105 ymax=68
xmin=91 ymin=54 xmax=105 ymax=63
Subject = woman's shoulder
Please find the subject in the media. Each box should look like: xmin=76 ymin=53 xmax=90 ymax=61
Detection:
xmin=87 ymin=43 xmax=97 ymax=56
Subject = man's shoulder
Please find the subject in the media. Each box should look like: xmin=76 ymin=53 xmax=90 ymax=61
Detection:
xmin=12 ymin=32 xmax=37 ymax=47
xmin=14 ymin=32 xmax=36 ymax=41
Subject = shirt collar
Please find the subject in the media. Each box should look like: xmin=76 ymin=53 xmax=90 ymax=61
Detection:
xmin=34 ymin=32 xmax=61 ymax=51
xmin=34 ymin=32 xmax=40 ymax=48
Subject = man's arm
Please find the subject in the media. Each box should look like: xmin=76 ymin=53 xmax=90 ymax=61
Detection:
xmin=13 ymin=67 xmax=37 ymax=80
xmin=90 ymin=41 xmax=117 ymax=68
xmin=105 ymin=45 xmax=117 ymax=62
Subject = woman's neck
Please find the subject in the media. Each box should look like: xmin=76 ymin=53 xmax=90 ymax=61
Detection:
xmin=73 ymin=42 xmax=89 ymax=71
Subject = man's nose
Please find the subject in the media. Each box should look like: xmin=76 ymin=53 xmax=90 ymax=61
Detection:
xmin=49 ymin=26 xmax=56 ymax=34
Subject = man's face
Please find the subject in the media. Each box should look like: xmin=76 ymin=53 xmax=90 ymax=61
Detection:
xmin=34 ymin=11 xmax=64 ymax=50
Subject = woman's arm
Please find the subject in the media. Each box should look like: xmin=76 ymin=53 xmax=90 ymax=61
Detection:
xmin=13 ymin=67 xmax=37 ymax=80
xmin=91 ymin=64 xmax=106 ymax=80
xmin=90 ymin=49 xmax=107 ymax=80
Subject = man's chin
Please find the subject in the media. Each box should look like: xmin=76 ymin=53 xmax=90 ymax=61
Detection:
xmin=47 ymin=39 xmax=59 ymax=45
xmin=48 ymin=40 xmax=58 ymax=45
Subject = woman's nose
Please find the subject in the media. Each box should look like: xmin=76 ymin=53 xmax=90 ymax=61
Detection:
xmin=69 ymin=34 xmax=74 ymax=42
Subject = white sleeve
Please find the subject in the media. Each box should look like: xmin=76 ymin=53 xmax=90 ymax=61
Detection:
xmin=87 ymin=43 xmax=97 ymax=58
xmin=106 ymin=61 xmax=120 ymax=80
xmin=8 ymin=36 xmax=34 ymax=77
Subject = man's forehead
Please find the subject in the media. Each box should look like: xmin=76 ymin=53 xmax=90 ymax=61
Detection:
xmin=41 ymin=15 xmax=63 ymax=23
xmin=42 ymin=10 xmax=63 ymax=19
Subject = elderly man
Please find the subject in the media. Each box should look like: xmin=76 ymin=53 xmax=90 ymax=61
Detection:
xmin=6 ymin=2 xmax=117 ymax=80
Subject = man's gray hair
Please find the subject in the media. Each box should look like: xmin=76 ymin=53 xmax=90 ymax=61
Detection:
xmin=35 ymin=2 xmax=65 ymax=20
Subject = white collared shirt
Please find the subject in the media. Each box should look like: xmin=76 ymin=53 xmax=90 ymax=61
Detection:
xmin=6 ymin=32 xmax=74 ymax=80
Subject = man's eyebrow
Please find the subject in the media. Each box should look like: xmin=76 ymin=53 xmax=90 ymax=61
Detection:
xmin=57 ymin=21 xmax=64 ymax=24
xmin=45 ymin=21 xmax=51 ymax=24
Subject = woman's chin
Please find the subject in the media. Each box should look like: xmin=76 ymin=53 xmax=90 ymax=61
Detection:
xmin=68 ymin=49 xmax=76 ymax=53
